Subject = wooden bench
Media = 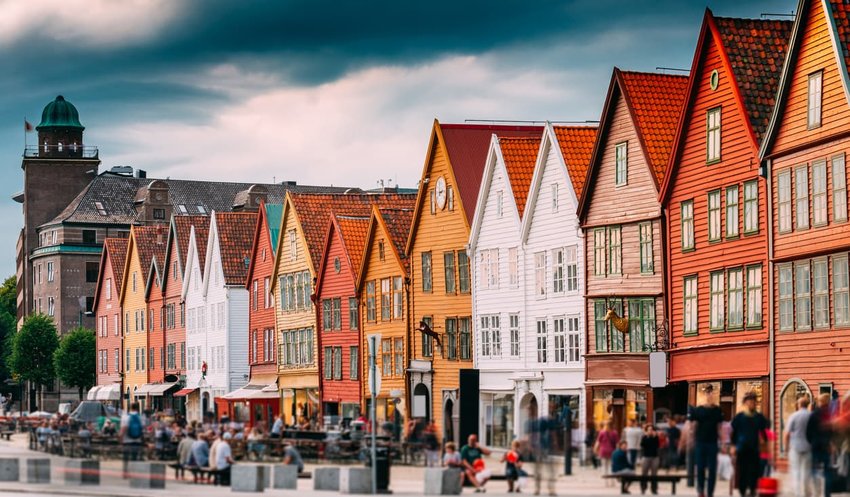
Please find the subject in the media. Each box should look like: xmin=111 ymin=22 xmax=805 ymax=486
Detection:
xmin=0 ymin=431 xmax=13 ymax=441
xmin=603 ymin=473 xmax=687 ymax=495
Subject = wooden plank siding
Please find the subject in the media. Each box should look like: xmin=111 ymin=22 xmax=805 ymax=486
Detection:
xmin=120 ymin=229 xmax=150 ymax=410
xmin=94 ymin=241 xmax=125 ymax=387
xmin=162 ymin=230 xmax=185 ymax=378
xmin=146 ymin=264 xmax=165 ymax=384
xmin=247 ymin=207 xmax=279 ymax=382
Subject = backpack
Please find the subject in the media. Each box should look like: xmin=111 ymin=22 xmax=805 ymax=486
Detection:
xmin=127 ymin=413 xmax=143 ymax=439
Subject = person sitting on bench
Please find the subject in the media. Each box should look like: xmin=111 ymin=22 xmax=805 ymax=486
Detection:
xmin=282 ymin=442 xmax=304 ymax=473
xmin=175 ymin=431 xmax=196 ymax=480
xmin=612 ymin=441 xmax=636 ymax=494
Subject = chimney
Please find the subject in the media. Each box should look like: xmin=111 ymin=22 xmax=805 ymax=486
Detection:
xmin=156 ymin=224 xmax=164 ymax=244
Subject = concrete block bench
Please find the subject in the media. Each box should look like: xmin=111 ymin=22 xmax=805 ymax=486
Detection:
xmin=424 ymin=467 xmax=462 ymax=495
xmin=270 ymin=464 xmax=296 ymax=489
xmin=232 ymin=465 xmax=265 ymax=492
xmin=313 ymin=467 xmax=340 ymax=491
xmin=26 ymin=458 xmax=50 ymax=484
xmin=129 ymin=462 xmax=166 ymax=489
xmin=339 ymin=467 xmax=372 ymax=494
xmin=64 ymin=459 xmax=99 ymax=485
xmin=0 ymin=458 xmax=19 ymax=482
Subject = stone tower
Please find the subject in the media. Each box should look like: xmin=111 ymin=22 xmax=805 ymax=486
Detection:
xmin=15 ymin=95 xmax=100 ymax=323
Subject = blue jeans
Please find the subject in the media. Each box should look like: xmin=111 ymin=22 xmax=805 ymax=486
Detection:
xmin=629 ymin=449 xmax=639 ymax=466
xmin=695 ymin=441 xmax=719 ymax=497
xmin=813 ymin=450 xmax=831 ymax=497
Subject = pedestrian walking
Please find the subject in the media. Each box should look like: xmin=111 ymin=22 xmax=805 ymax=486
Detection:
xmin=807 ymin=393 xmax=835 ymax=497
xmin=586 ymin=423 xmax=600 ymax=468
xmin=596 ymin=420 xmax=620 ymax=485
xmin=640 ymin=424 xmax=661 ymax=495
xmin=530 ymin=416 xmax=557 ymax=496
xmin=119 ymin=402 xmax=145 ymax=479
xmin=731 ymin=392 xmax=768 ymax=497
xmin=624 ymin=419 xmax=644 ymax=467
xmin=664 ymin=417 xmax=682 ymax=470
xmin=692 ymin=385 xmax=723 ymax=497
xmin=784 ymin=395 xmax=813 ymax=497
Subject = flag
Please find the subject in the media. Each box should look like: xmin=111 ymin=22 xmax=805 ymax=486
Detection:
xmin=24 ymin=120 xmax=33 ymax=132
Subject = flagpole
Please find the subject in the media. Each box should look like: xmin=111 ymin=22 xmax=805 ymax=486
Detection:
xmin=24 ymin=116 xmax=26 ymax=150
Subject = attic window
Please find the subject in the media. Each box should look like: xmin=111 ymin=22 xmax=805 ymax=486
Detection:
xmin=197 ymin=205 xmax=207 ymax=214
xmin=94 ymin=202 xmax=108 ymax=216
xmin=177 ymin=204 xmax=188 ymax=214
xmin=379 ymin=241 xmax=385 ymax=261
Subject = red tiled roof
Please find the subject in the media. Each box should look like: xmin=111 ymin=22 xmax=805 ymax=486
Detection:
xmin=713 ymin=16 xmax=792 ymax=143
xmin=192 ymin=217 xmax=212 ymax=276
xmin=499 ymin=136 xmax=541 ymax=219
xmin=829 ymin=1 xmax=850 ymax=84
xmin=290 ymin=193 xmax=417 ymax=270
xmin=439 ymin=124 xmax=544 ymax=224
xmin=552 ymin=126 xmax=598 ymax=198
xmin=335 ymin=215 xmax=370 ymax=277
xmin=132 ymin=225 xmax=168 ymax=278
xmin=104 ymin=238 xmax=128 ymax=295
xmin=618 ymin=71 xmax=688 ymax=183
xmin=379 ymin=207 xmax=415 ymax=272
xmin=214 ymin=211 xmax=257 ymax=285
xmin=172 ymin=215 xmax=207 ymax=272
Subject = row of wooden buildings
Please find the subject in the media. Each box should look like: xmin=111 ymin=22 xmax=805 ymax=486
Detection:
xmin=90 ymin=0 xmax=850 ymax=457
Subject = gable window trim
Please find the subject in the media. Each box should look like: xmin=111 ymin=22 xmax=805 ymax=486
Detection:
xmin=706 ymin=107 xmax=722 ymax=164
xmin=807 ymin=70 xmax=823 ymax=130
xmin=615 ymin=142 xmax=628 ymax=187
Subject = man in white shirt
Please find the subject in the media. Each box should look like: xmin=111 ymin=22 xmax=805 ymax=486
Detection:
xmin=784 ymin=396 xmax=813 ymax=497
xmin=623 ymin=418 xmax=644 ymax=466
xmin=214 ymin=432 xmax=234 ymax=486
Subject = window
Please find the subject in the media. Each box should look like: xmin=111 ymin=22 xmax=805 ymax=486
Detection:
xmin=196 ymin=205 xmax=206 ymax=214
xmin=392 ymin=277 xmax=403 ymax=319
xmin=323 ymin=347 xmax=333 ymax=379
xmin=808 ymin=71 xmax=823 ymax=128
xmin=707 ymin=107 xmax=721 ymax=162
xmin=394 ymin=338 xmax=404 ymax=376
xmin=593 ymin=229 xmax=606 ymax=275
xmin=332 ymin=298 xmax=341 ymax=330
xmin=153 ymin=208 xmax=165 ymax=220
xmin=115 ymin=349 xmax=120 ymax=373
xmin=459 ymin=317 xmax=471 ymax=360
xmin=681 ymin=201 xmax=694 ymax=250
xmin=323 ymin=300 xmax=333 ymax=330
xmin=534 ymin=252 xmax=546 ymax=297
xmin=795 ymin=261 xmax=812 ymax=330
xmin=334 ymin=346 xmax=343 ymax=380
xmin=743 ymin=181 xmax=758 ymax=234
xmin=553 ymin=317 xmax=566 ymax=363
xmin=444 ymin=252 xmax=456 ymax=293
xmin=487 ymin=249 xmax=498 ymax=288
xmin=639 ymin=223 xmax=653 ymax=273
xmin=566 ymin=316 xmax=580 ymax=363
xmin=509 ymin=314 xmax=520 ymax=357
xmin=727 ymin=268 xmax=743 ymax=329
xmin=536 ymin=319 xmax=548 ymax=363
xmin=796 ymin=166 xmax=810 ymax=230
xmin=708 ymin=190 xmax=721 ymax=242
xmin=177 ymin=204 xmax=188 ymax=214
xmin=264 ymin=277 xmax=271 ymax=308
xmin=480 ymin=315 xmax=492 ymax=357
xmin=95 ymin=201 xmax=108 ymax=216
xmin=833 ymin=256 xmax=849 ymax=326
xmin=746 ymin=265 xmax=762 ymax=328
xmin=289 ymin=230 xmax=297 ymax=261
xmin=447 ymin=186 xmax=455 ymax=211
xmin=615 ymin=142 xmax=628 ymax=186
xmin=366 ymin=281 xmax=376 ymax=322
xmin=180 ymin=343 xmax=185 ymax=368
xmin=381 ymin=278 xmax=391 ymax=321
xmin=350 ymin=346 xmax=359 ymax=380
xmin=47 ymin=297 xmax=55 ymax=316
xmin=422 ymin=316 xmax=433 ymax=357
xmin=496 ymin=190 xmax=504 ymax=217
xmin=421 ymin=252 xmax=432 ymax=292
xmin=833 ymin=155 xmax=847 ymax=222
xmin=126 ymin=349 xmax=130 ymax=372
xmin=84 ymin=261 xmax=99 ymax=283
xmin=607 ymin=226 xmax=621 ymax=274
xmin=813 ymin=258 xmax=829 ymax=328
xmin=47 ymin=262 xmax=54 ymax=282
xmin=430 ymin=190 xmax=436 ymax=215
xmin=349 ymin=298 xmax=359 ymax=330
xmin=150 ymin=347 xmax=155 ymax=370
xmin=813 ymin=161 xmax=827 ymax=226
xmin=628 ymin=299 xmax=655 ymax=353
xmin=445 ymin=318 xmax=457 ymax=360
xmin=551 ymin=183 xmax=559 ymax=212
xmin=778 ymin=171 xmax=792 ymax=232
xmin=491 ymin=315 xmax=501 ymax=357
xmin=565 ymin=246 xmax=578 ymax=291
xmin=594 ymin=301 xmax=608 ymax=352
xmin=710 ymin=271 xmax=725 ymax=331
xmin=458 ymin=252 xmax=470 ymax=293
xmin=725 ymin=185 xmax=739 ymax=238
xmin=82 ymin=229 xmax=96 ymax=245
xmin=378 ymin=241 xmax=385 ymax=261
xmin=252 ymin=280 xmax=259 ymax=311
xmin=552 ymin=248 xmax=564 ymax=293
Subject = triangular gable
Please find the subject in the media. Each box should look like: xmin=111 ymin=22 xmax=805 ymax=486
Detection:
xmin=119 ymin=225 xmax=165 ymax=305
xmin=660 ymin=11 xmax=791 ymax=203
xmin=245 ymin=201 xmax=275 ymax=290
xmin=181 ymin=225 xmax=204 ymax=301
xmin=356 ymin=205 xmax=413 ymax=292
xmin=315 ymin=213 xmax=370 ymax=297
xmin=92 ymin=237 xmax=128 ymax=311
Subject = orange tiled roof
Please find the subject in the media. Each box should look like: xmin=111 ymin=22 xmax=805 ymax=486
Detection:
xmin=499 ymin=136 xmax=541 ymax=219
xmin=214 ymin=211 xmax=257 ymax=285
xmin=713 ymin=16 xmax=792 ymax=143
xmin=192 ymin=217 xmax=212 ymax=276
xmin=104 ymin=238 xmax=128 ymax=295
xmin=290 ymin=193 xmax=417 ymax=270
xmin=379 ymin=207 xmax=414 ymax=272
xmin=618 ymin=71 xmax=688 ymax=183
xmin=173 ymin=215 xmax=207 ymax=272
xmin=829 ymin=1 xmax=850 ymax=87
xmin=335 ymin=215 xmax=370 ymax=277
xmin=132 ymin=225 xmax=168 ymax=278
xmin=553 ymin=126 xmax=598 ymax=198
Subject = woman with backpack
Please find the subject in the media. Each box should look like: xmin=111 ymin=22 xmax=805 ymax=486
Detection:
xmin=120 ymin=402 xmax=145 ymax=479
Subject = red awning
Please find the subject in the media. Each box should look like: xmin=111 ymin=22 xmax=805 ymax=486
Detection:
xmin=173 ymin=388 xmax=197 ymax=397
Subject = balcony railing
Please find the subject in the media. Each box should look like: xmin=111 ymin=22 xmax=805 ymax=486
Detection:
xmin=24 ymin=145 xmax=98 ymax=159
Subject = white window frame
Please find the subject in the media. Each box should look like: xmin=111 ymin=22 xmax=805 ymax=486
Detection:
xmin=509 ymin=314 xmax=520 ymax=358
xmin=726 ymin=185 xmax=739 ymax=238
xmin=795 ymin=165 xmax=810 ymax=230
xmin=813 ymin=258 xmax=829 ymax=329
xmin=833 ymin=155 xmax=847 ymax=222
xmin=710 ymin=271 xmax=725 ymax=331
xmin=607 ymin=226 xmax=621 ymax=274
xmin=812 ymin=161 xmax=827 ymax=226
xmin=553 ymin=316 xmax=566 ymax=363
xmin=707 ymin=107 xmax=721 ymax=162
xmin=795 ymin=261 xmax=812 ymax=331
xmin=551 ymin=183 xmax=559 ymax=212
xmin=833 ymin=256 xmax=850 ymax=327
xmin=746 ymin=265 xmax=763 ymax=328
xmin=615 ymin=142 xmax=628 ymax=186
xmin=778 ymin=170 xmax=792 ymax=233
xmin=681 ymin=201 xmax=694 ymax=250
xmin=808 ymin=71 xmax=823 ymax=129
xmin=508 ymin=247 xmax=519 ymax=287
xmin=552 ymin=248 xmax=564 ymax=294
xmin=708 ymin=190 xmax=721 ymax=242
xmin=534 ymin=252 xmax=546 ymax=298
xmin=565 ymin=245 xmax=578 ymax=291
xmin=536 ymin=319 xmax=547 ymax=363
xmin=727 ymin=268 xmax=743 ymax=329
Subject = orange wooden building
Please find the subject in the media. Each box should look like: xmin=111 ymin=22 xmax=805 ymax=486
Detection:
xmin=661 ymin=11 xmax=791 ymax=415
xmin=759 ymin=0 xmax=850 ymax=454
xmin=579 ymin=69 xmax=687 ymax=432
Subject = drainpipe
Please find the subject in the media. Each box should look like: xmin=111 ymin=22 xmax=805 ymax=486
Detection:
xmin=765 ymin=159 xmax=776 ymax=433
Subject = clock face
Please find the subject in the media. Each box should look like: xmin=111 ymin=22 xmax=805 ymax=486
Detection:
xmin=435 ymin=176 xmax=447 ymax=210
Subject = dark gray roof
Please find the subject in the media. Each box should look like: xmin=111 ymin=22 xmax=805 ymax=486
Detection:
xmin=41 ymin=172 xmax=354 ymax=228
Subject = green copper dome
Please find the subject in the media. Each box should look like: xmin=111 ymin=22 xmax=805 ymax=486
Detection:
xmin=36 ymin=95 xmax=84 ymax=130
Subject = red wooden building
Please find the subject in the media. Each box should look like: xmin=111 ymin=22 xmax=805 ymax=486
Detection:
xmin=316 ymin=213 xmax=370 ymax=422
xmin=759 ymin=0 xmax=850 ymax=453
xmin=145 ymin=226 xmax=168 ymax=391
xmin=92 ymin=237 xmax=128 ymax=404
xmin=661 ymin=11 xmax=791 ymax=415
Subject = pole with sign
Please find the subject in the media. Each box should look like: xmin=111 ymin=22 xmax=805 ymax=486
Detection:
xmin=367 ymin=334 xmax=381 ymax=495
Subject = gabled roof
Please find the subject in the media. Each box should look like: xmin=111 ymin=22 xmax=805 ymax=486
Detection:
xmin=92 ymin=237 xmax=128 ymax=311
xmin=211 ymin=211 xmax=257 ymax=286
xmin=282 ymin=192 xmax=417 ymax=273
xmin=265 ymin=204 xmax=283 ymax=252
xmin=165 ymin=215 xmax=207 ymax=282
xmin=829 ymin=0 xmax=850 ymax=89
xmin=356 ymin=205 xmax=415 ymax=290
xmin=552 ymin=126 xmax=598 ymax=199
xmin=336 ymin=216 xmax=370 ymax=278
xmin=661 ymin=11 xmax=791 ymax=203
xmin=120 ymin=225 xmax=167 ymax=303
xmin=500 ymin=136 xmax=541 ymax=220
xmin=579 ymin=68 xmax=687 ymax=218
xmin=244 ymin=202 xmax=282 ymax=289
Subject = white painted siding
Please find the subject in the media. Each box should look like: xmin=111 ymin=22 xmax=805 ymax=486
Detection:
xmin=227 ymin=288 xmax=250 ymax=391
xmin=184 ymin=226 xmax=207 ymax=422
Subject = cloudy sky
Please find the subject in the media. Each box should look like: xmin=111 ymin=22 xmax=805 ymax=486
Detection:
xmin=1 ymin=0 xmax=794 ymax=276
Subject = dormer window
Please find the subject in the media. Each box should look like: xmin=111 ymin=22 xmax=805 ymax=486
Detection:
xmin=177 ymin=205 xmax=188 ymax=214
xmin=197 ymin=206 xmax=206 ymax=214
xmin=94 ymin=202 xmax=107 ymax=216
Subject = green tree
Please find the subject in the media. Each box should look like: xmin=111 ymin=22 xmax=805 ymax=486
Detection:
xmin=54 ymin=327 xmax=96 ymax=401
xmin=0 ymin=276 xmax=16 ymax=317
xmin=9 ymin=314 xmax=58 ymax=392
xmin=0 ymin=276 xmax=16 ymax=385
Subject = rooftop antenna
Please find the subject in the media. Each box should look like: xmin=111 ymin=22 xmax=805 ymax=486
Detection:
xmin=760 ymin=11 xmax=795 ymax=18
xmin=656 ymin=67 xmax=690 ymax=74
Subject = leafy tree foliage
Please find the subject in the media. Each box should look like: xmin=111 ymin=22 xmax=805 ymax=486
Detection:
xmin=9 ymin=314 xmax=58 ymax=388
xmin=0 ymin=276 xmax=16 ymax=384
xmin=54 ymin=327 xmax=96 ymax=400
